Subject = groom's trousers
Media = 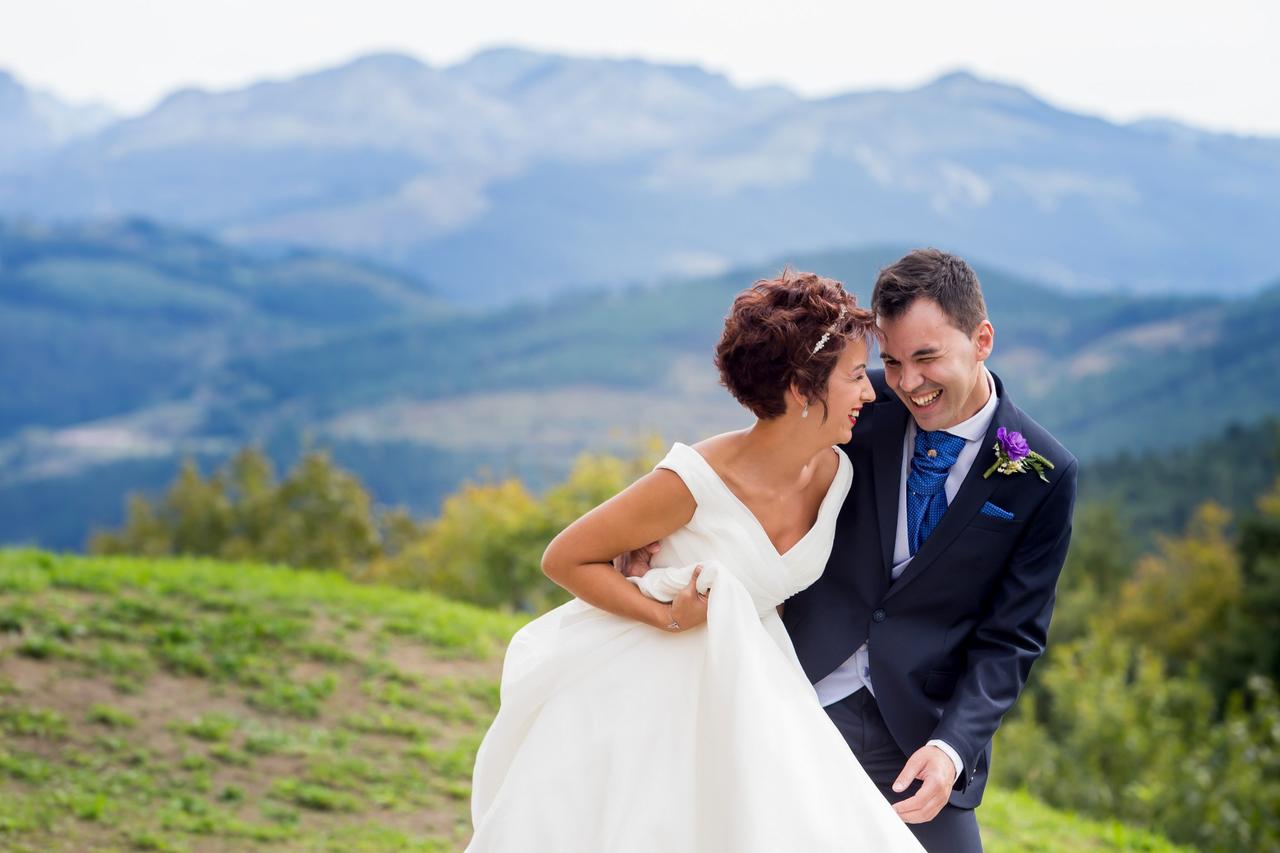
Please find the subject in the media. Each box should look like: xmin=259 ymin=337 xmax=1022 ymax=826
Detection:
xmin=825 ymin=688 xmax=983 ymax=853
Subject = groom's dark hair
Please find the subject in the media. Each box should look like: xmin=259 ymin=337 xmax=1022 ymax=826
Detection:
xmin=872 ymin=248 xmax=987 ymax=334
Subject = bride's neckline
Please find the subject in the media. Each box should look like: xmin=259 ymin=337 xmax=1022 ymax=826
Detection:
xmin=677 ymin=443 xmax=846 ymax=559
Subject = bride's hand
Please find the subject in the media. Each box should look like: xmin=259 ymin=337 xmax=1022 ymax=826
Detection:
xmin=669 ymin=565 xmax=708 ymax=631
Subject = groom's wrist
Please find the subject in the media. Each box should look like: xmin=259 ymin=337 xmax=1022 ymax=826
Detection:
xmin=925 ymin=739 xmax=964 ymax=786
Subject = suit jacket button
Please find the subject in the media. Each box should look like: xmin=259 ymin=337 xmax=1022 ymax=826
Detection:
xmin=871 ymin=608 xmax=887 ymax=623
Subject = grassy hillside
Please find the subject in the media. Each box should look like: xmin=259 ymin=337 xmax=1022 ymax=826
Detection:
xmin=0 ymin=548 xmax=519 ymax=851
xmin=0 ymin=549 xmax=1189 ymax=851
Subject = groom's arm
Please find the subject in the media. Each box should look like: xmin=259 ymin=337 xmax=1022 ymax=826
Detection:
xmin=930 ymin=458 xmax=1078 ymax=791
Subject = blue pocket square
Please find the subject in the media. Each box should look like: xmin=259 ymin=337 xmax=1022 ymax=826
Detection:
xmin=980 ymin=501 xmax=1015 ymax=521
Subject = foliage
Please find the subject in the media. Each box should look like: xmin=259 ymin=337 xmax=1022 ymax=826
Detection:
xmin=86 ymin=438 xmax=660 ymax=610
xmin=1044 ymin=503 xmax=1138 ymax=648
xmin=368 ymin=440 xmax=663 ymax=610
xmin=89 ymin=446 xmax=411 ymax=575
xmin=995 ymin=636 xmax=1280 ymax=851
xmin=1109 ymin=504 xmax=1242 ymax=672
xmin=996 ymin=480 xmax=1280 ymax=851
xmin=1206 ymin=479 xmax=1280 ymax=700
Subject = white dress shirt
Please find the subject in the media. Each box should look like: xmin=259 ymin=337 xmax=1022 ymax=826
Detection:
xmin=813 ymin=367 xmax=999 ymax=781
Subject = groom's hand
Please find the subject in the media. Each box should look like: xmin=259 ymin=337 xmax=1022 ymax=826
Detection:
xmin=891 ymin=745 xmax=957 ymax=824
xmin=613 ymin=541 xmax=661 ymax=577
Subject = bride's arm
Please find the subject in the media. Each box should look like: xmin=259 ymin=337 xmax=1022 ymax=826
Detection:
xmin=542 ymin=468 xmax=702 ymax=631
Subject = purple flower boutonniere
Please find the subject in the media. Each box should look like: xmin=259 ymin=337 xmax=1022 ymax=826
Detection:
xmin=983 ymin=427 xmax=1055 ymax=483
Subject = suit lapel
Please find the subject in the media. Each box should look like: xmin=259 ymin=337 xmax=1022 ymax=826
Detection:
xmin=871 ymin=396 xmax=909 ymax=579
xmin=884 ymin=383 xmax=1023 ymax=601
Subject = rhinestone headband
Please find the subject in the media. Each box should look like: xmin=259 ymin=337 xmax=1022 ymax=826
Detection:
xmin=810 ymin=305 xmax=847 ymax=355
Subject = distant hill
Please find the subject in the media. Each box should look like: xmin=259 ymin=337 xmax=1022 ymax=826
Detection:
xmin=0 ymin=217 xmax=446 ymax=438
xmin=215 ymin=245 xmax=1278 ymax=462
xmin=0 ymin=549 xmax=1192 ymax=852
xmin=2 ymin=50 xmax=1279 ymax=302
xmin=2 ymin=221 xmax=1279 ymax=550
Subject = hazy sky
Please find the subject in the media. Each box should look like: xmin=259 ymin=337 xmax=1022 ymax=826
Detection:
xmin=5 ymin=0 xmax=1279 ymax=136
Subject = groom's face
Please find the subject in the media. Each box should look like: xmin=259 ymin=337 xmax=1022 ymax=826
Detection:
xmin=877 ymin=297 xmax=994 ymax=432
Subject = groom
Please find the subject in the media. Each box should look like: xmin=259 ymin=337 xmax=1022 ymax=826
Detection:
xmin=782 ymin=249 xmax=1077 ymax=852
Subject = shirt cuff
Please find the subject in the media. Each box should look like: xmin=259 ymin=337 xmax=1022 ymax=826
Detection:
xmin=926 ymin=738 xmax=964 ymax=784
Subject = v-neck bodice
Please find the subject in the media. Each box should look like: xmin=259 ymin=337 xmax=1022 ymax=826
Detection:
xmin=648 ymin=442 xmax=853 ymax=613
xmin=681 ymin=443 xmax=848 ymax=558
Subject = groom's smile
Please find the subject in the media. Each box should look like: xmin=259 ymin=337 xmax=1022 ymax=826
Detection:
xmin=909 ymin=389 xmax=943 ymax=408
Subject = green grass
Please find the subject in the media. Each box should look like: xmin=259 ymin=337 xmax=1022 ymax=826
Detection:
xmin=982 ymin=789 xmax=1190 ymax=852
xmin=0 ymin=548 xmax=1190 ymax=851
xmin=0 ymin=548 xmax=521 ymax=850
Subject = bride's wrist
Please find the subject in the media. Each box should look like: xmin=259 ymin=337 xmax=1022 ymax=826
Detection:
xmin=646 ymin=600 xmax=673 ymax=630
xmin=659 ymin=603 xmax=682 ymax=631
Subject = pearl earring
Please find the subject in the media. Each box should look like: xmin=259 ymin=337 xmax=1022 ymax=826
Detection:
xmin=801 ymin=404 xmax=809 ymax=419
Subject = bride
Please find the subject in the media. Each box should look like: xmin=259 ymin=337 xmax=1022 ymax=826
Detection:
xmin=467 ymin=271 xmax=924 ymax=852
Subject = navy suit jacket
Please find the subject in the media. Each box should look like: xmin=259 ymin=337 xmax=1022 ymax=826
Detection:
xmin=783 ymin=369 xmax=1077 ymax=809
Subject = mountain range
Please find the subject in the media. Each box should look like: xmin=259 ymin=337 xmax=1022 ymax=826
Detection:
xmin=0 ymin=70 xmax=114 ymax=172
xmin=2 ymin=49 xmax=1279 ymax=304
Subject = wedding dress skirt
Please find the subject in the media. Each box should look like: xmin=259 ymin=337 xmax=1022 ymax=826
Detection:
xmin=468 ymin=443 xmax=923 ymax=852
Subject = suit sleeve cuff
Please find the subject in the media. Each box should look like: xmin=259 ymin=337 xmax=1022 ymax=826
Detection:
xmin=926 ymin=738 xmax=964 ymax=785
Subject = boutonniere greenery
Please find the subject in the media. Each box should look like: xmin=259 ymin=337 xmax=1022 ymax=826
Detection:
xmin=983 ymin=427 xmax=1054 ymax=483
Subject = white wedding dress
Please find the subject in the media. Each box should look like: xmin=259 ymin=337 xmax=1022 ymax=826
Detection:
xmin=468 ymin=443 xmax=923 ymax=852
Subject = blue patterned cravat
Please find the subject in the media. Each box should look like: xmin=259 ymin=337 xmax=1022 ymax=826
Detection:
xmin=906 ymin=429 xmax=966 ymax=556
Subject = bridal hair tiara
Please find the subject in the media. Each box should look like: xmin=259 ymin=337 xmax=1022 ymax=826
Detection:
xmin=810 ymin=305 xmax=847 ymax=355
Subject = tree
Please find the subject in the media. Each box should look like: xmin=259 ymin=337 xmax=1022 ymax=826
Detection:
xmin=219 ymin=447 xmax=278 ymax=560
xmin=90 ymin=446 xmax=388 ymax=576
xmin=257 ymin=449 xmax=382 ymax=573
xmin=1109 ymin=502 xmax=1241 ymax=673
xmin=372 ymin=439 xmax=663 ymax=610
xmin=1211 ymin=479 xmax=1280 ymax=698
xmin=995 ymin=629 xmax=1279 ymax=850
xmin=381 ymin=479 xmax=555 ymax=611
xmin=1046 ymin=502 xmax=1138 ymax=649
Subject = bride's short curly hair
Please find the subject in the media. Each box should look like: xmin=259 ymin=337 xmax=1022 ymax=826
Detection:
xmin=714 ymin=269 xmax=876 ymax=420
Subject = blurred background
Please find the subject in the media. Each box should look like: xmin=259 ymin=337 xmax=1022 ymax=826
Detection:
xmin=1 ymin=2 xmax=1278 ymax=850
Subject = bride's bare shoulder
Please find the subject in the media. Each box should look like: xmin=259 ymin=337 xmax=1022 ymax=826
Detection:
xmin=689 ymin=430 xmax=749 ymax=465
xmin=812 ymin=444 xmax=841 ymax=491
